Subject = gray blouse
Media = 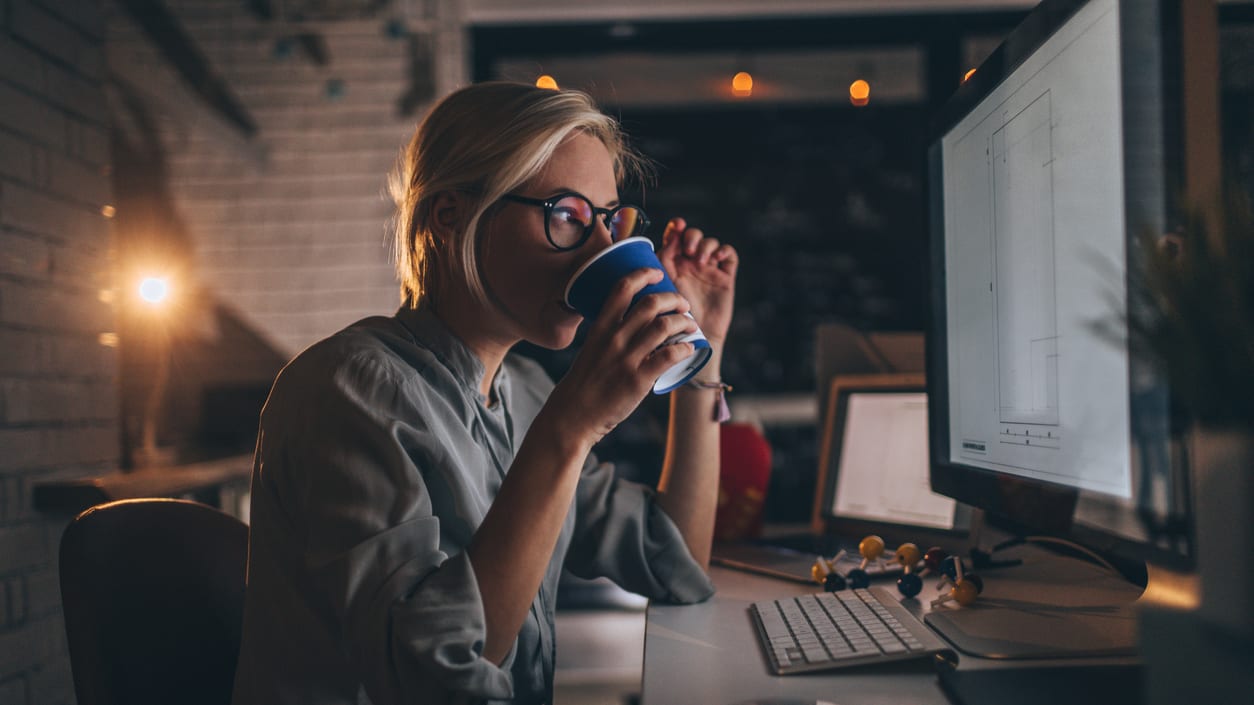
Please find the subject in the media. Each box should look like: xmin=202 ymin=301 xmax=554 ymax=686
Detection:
xmin=231 ymin=306 xmax=715 ymax=705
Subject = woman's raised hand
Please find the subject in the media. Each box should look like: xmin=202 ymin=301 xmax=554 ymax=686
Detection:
xmin=658 ymin=218 xmax=737 ymax=345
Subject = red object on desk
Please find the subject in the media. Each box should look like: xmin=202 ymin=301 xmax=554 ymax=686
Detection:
xmin=714 ymin=422 xmax=772 ymax=541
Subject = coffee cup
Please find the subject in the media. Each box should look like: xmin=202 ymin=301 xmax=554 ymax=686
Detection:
xmin=564 ymin=237 xmax=712 ymax=394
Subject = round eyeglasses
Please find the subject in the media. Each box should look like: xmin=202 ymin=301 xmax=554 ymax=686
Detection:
xmin=500 ymin=192 xmax=650 ymax=251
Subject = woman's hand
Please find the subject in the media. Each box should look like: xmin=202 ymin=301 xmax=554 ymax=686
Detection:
xmin=657 ymin=218 xmax=738 ymax=345
xmin=547 ymin=268 xmax=699 ymax=444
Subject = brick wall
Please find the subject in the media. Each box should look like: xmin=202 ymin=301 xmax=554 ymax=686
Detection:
xmin=0 ymin=0 xmax=117 ymax=702
xmin=107 ymin=0 xmax=426 ymax=360
xmin=103 ymin=0 xmax=468 ymax=454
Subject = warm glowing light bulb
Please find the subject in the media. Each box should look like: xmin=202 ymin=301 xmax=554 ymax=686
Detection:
xmin=732 ymin=71 xmax=753 ymax=97
xmin=963 ymin=68 xmax=977 ymax=83
xmin=535 ymin=75 xmax=558 ymax=90
xmin=849 ymin=79 xmax=870 ymax=106
xmin=100 ymin=205 xmax=116 ymax=218
xmin=138 ymin=277 xmax=169 ymax=304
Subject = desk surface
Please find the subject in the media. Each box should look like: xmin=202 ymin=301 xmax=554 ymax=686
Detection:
xmin=642 ymin=547 xmax=1145 ymax=705
xmin=642 ymin=565 xmax=947 ymax=705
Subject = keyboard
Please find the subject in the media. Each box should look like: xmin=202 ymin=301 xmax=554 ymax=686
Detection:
xmin=749 ymin=588 xmax=952 ymax=674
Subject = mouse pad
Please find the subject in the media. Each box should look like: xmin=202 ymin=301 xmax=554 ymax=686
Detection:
xmin=936 ymin=662 xmax=1142 ymax=705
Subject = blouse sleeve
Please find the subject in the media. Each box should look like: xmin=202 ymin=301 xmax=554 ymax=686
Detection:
xmin=257 ymin=349 xmax=514 ymax=705
xmin=562 ymin=452 xmax=716 ymax=604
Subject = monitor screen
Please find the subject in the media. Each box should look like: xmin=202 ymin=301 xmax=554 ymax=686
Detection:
xmin=831 ymin=392 xmax=957 ymax=530
xmin=928 ymin=0 xmax=1194 ymax=574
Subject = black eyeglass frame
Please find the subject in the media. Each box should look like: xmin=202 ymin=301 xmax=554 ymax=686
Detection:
xmin=500 ymin=192 xmax=650 ymax=251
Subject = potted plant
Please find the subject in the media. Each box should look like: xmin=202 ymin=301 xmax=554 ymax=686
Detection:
xmin=1122 ymin=191 xmax=1254 ymax=641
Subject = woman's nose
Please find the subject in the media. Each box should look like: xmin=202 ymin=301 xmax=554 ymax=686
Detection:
xmin=588 ymin=215 xmax=615 ymax=249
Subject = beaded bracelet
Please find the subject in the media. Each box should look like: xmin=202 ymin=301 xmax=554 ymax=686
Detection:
xmin=687 ymin=379 xmax=733 ymax=423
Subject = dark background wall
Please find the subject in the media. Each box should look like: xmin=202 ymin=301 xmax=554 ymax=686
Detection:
xmin=0 ymin=0 xmax=115 ymax=702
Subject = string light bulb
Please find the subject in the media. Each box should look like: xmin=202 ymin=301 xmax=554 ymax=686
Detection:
xmin=849 ymin=79 xmax=870 ymax=107
xmin=138 ymin=277 xmax=170 ymax=305
xmin=963 ymin=68 xmax=978 ymax=83
xmin=535 ymin=75 xmax=558 ymax=90
xmin=732 ymin=71 xmax=753 ymax=98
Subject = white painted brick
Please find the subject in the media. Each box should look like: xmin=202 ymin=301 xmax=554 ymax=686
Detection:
xmin=24 ymin=567 xmax=59 ymax=619
xmin=179 ymin=196 xmax=392 ymax=225
xmin=9 ymin=0 xmax=81 ymax=69
xmin=0 ymin=580 xmax=11 ymax=628
xmin=0 ymin=229 xmax=53 ymax=279
xmin=200 ymin=242 xmax=390 ymax=273
xmin=40 ymin=148 xmax=110 ymax=207
xmin=47 ymin=238 xmax=111 ymax=289
xmin=0 ymin=181 xmax=99 ymax=241
xmin=195 ymin=217 xmax=384 ymax=250
xmin=47 ymin=332 xmax=117 ymax=381
xmin=0 ymin=35 xmax=47 ymax=95
xmin=0 ymin=524 xmax=48 ymax=575
xmin=0 ymin=614 xmax=59 ymax=679
xmin=28 ymin=656 xmax=75 ymax=705
xmin=233 ymin=79 xmax=408 ymax=107
xmin=176 ymin=172 xmax=387 ymax=202
xmin=1 ymin=476 xmax=20 ymax=522
xmin=39 ymin=0 xmax=104 ymax=41
xmin=0 ymin=82 xmax=66 ymax=148
xmin=42 ymin=60 xmax=106 ymax=123
xmin=10 ymin=575 xmax=27 ymax=623
xmin=0 ymin=328 xmax=46 ymax=376
xmin=257 ymin=126 xmax=412 ymax=153
xmin=0 ymin=378 xmax=114 ymax=424
xmin=74 ymin=37 xmax=106 ymax=81
xmin=0 ymin=424 xmax=118 ymax=471
xmin=0 ymin=674 xmax=26 ymax=705
xmin=0 ymin=130 xmax=40 ymax=183
xmin=63 ymin=115 xmax=107 ymax=166
xmin=0 ymin=280 xmax=109 ymax=332
xmin=0 ymin=335 xmax=115 ymax=389
xmin=208 ymin=266 xmax=391 ymax=296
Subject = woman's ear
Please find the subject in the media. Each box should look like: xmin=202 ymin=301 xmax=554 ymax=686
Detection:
xmin=429 ymin=191 xmax=465 ymax=240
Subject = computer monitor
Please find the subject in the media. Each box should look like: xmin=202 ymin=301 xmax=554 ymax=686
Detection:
xmin=814 ymin=322 xmax=925 ymax=444
xmin=811 ymin=374 xmax=970 ymax=547
xmin=927 ymin=0 xmax=1213 ymax=658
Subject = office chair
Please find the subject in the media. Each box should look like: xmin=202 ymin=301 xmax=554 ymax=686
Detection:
xmin=59 ymin=498 xmax=248 ymax=705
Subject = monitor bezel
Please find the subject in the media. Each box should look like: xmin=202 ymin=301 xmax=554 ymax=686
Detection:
xmin=925 ymin=0 xmax=1195 ymax=572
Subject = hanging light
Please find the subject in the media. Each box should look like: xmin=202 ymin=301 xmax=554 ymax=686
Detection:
xmin=732 ymin=71 xmax=753 ymax=98
xmin=849 ymin=79 xmax=870 ymax=107
xmin=138 ymin=276 xmax=170 ymax=306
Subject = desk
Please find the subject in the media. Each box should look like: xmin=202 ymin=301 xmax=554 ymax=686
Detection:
xmin=642 ymin=566 xmax=946 ymax=705
xmin=31 ymin=454 xmax=252 ymax=516
xmin=642 ymin=546 xmax=1146 ymax=705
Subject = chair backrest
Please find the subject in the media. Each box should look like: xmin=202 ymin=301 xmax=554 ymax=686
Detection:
xmin=59 ymin=498 xmax=248 ymax=705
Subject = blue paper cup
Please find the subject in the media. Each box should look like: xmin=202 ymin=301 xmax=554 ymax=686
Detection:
xmin=564 ymin=237 xmax=712 ymax=394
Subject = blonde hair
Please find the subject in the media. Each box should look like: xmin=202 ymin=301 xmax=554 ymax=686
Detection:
xmin=389 ymin=81 xmax=651 ymax=309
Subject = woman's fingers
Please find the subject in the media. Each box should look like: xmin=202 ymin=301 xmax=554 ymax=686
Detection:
xmin=589 ymin=267 xmax=664 ymax=336
xmin=640 ymin=340 xmax=695 ymax=379
xmin=682 ymin=227 xmax=705 ymax=256
xmin=627 ymin=310 xmax=697 ymax=356
xmin=661 ymin=217 xmax=687 ymax=251
xmin=695 ymin=237 xmax=720 ymax=264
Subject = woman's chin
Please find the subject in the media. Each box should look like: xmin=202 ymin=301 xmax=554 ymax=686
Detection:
xmin=530 ymin=319 xmax=581 ymax=351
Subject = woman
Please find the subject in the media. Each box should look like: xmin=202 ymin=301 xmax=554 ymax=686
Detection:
xmin=232 ymin=81 xmax=738 ymax=705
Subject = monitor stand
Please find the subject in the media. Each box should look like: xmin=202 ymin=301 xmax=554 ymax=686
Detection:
xmin=921 ymin=542 xmax=1163 ymax=659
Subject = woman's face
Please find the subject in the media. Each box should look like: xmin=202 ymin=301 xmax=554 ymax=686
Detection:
xmin=478 ymin=132 xmax=620 ymax=350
